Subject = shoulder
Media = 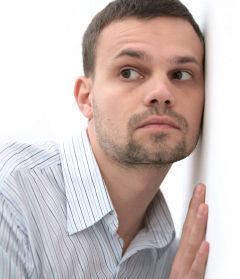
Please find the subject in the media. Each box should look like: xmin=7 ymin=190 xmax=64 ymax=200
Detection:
xmin=0 ymin=139 xmax=61 ymax=186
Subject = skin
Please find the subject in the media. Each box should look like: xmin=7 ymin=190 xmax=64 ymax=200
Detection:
xmin=75 ymin=17 xmax=208 ymax=278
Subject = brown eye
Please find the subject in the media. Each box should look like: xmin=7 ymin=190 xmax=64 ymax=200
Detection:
xmin=173 ymin=71 xmax=191 ymax=80
xmin=120 ymin=69 xmax=141 ymax=80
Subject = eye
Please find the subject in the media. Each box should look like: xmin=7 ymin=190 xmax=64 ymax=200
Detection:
xmin=172 ymin=71 xmax=191 ymax=81
xmin=120 ymin=68 xmax=142 ymax=80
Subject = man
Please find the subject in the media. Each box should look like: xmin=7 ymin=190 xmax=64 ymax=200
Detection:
xmin=0 ymin=0 xmax=208 ymax=278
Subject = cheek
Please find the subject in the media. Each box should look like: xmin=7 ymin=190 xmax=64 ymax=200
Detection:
xmin=190 ymin=93 xmax=204 ymax=122
xmin=93 ymin=95 xmax=126 ymax=128
xmin=92 ymin=84 xmax=137 ymax=121
xmin=187 ymin=107 xmax=204 ymax=137
xmin=181 ymin=95 xmax=203 ymax=134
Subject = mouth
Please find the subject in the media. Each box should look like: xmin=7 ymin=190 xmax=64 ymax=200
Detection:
xmin=136 ymin=116 xmax=180 ymax=131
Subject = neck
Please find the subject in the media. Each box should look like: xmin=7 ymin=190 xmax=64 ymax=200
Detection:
xmin=88 ymin=128 xmax=172 ymax=252
xmin=103 ymin=163 xmax=171 ymax=253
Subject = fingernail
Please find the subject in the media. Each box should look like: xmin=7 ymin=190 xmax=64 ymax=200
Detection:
xmin=194 ymin=184 xmax=203 ymax=197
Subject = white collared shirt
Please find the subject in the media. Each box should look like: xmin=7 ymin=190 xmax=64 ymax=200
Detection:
xmin=0 ymin=129 xmax=177 ymax=279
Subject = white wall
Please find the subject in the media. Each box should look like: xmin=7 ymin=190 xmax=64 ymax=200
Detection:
xmin=0 ymin=1 xmax=236 ymax=277
xmin=198 ymin=1 xmax=240 ymax=277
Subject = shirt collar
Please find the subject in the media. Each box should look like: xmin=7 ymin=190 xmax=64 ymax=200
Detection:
xmin=144 ymin=190 xmax=175 ymax=247
xmin=59 ymin=128 xmax=114 ymax=235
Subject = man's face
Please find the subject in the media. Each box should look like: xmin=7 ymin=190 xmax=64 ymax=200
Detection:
xmin=85 ymin=17 xmax=204 ymax=166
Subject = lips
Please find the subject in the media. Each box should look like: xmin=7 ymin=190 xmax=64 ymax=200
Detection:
xmin=137 ymin=116 xmax=180 ymax=130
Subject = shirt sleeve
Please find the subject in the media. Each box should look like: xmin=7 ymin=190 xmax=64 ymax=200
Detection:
xmin=0 ymin=188 xmax=35 ymax=279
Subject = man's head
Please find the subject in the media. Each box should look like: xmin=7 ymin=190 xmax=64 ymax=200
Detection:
xmin=75 ymin=0 xmax=205 ymax=168
xmin=82 ymin=0 xmax=204 ymax=77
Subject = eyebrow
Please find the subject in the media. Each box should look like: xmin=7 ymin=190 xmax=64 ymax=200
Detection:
xmin=114 ymin=48 xmax=151 ymax=61
xmin=168 ymin=55 xmax=201 ymax=67
xmin=114 ymin=48 xmax=201 ymax=67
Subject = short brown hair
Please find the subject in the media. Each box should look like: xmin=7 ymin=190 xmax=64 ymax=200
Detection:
xmin=82 ymin=0 xmax=204 ymax=77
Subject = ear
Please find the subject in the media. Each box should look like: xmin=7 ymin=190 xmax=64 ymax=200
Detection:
xmin=74 ymin=76 xmax=93 ymax=119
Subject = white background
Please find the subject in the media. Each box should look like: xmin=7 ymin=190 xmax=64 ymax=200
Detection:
xmin=0 ymin=1 xmax=239 ymax=277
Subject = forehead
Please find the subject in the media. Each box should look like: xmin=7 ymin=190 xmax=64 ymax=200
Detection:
xmin=95 ymin=17 xmax=203 ymax=67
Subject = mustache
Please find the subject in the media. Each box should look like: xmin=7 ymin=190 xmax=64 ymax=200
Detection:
xmin=128 ymin=107 xmax=188 ymax=132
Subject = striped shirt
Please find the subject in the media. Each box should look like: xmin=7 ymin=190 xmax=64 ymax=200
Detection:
xmin=0 ymin=129 xmax=177 ymax=279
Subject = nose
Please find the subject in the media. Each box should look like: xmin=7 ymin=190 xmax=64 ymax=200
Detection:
xmin=143 ymin=76 xmax=175 ymax=107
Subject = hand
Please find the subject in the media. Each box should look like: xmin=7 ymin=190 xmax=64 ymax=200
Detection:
xmin=169 ymin=184 xmax=209 ymax=279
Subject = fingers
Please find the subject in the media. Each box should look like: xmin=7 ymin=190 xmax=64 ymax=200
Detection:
xmin=182 ymin=202 xmax=208 ymax=268
xmin=189 ymin=241 xmax=209 ymax=279
xmin=169 ymin=183 xmax=209 ymax=279
xmin=179 ymin=184 xmax=207 ymax=252
xmin=182 ymin=184 xmax=206 ymax=236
